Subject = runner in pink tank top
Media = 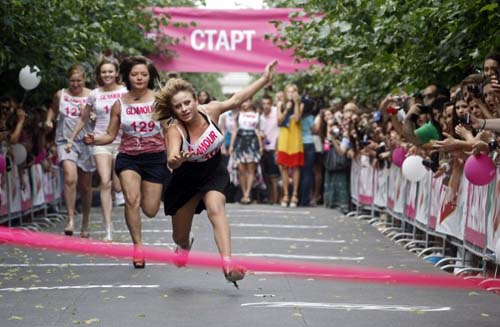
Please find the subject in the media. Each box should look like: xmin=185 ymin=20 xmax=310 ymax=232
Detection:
xmin=153 ymin=60 xmax=277 ymax=287
xmin=84 ymin=56 xmax=167 ymax=269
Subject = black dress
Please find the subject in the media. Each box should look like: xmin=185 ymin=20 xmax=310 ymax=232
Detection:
xmin=163 ymin=151 xmax=229 ymax=216
xmin=162 ymin=108 xmax=228 ymax=216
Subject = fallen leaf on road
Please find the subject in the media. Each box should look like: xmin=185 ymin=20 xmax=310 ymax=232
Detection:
xmin=8 ymin=316 xmax=23 ymax=320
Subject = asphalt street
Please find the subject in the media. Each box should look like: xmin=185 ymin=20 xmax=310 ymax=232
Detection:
xmin=1 ymin=203 xmax=499 ymax=326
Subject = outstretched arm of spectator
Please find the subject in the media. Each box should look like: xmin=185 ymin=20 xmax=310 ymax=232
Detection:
xmin=9 ymin=108 xmax=26 ymax=144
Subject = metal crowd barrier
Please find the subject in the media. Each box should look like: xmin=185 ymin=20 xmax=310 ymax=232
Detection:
xmin=0 ymin=153 xmax=65 ymax=231
xmin=346 ymin=154 xmax=500 ymax=292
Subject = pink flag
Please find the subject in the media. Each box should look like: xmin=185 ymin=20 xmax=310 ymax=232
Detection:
xmin=151 ymin=7 xmax=318 ymax=73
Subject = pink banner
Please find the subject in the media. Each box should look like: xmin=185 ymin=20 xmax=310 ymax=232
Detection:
xmin=151 ymin=7 xmax=318 ymax=73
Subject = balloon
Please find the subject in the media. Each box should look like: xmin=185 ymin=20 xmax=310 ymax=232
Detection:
xmin=402 ymin=155 xmax=426 ymax=182
xmin=0 ymin=154 xmax=6 ymax=173
xmin=19 ymin=65 xmax=41 ymax=90
xmin=464 ymin=154 xmax=496 ymax=186
xmin=391 ymin=147 xmax=407 ymax=167
xmin=495 ymin=238 xmax=500 ymax=264
xmin=11 ymin=144 xmax=27 ymax=165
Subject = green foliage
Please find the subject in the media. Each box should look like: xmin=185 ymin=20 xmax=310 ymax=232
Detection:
xmin=0 ymin=0 xmax=195 ymax=105
xmin=179 ymin=72 xmax=224 ymax=101
xmin=265 ymin=0 xmax=500 ymax=104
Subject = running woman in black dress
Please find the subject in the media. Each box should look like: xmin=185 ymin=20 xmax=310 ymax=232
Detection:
xmin=154 ymin=60 xmax=277 ymax=287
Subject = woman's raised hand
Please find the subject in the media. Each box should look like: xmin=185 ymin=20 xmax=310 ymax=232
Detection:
xmin=263 ymin=60 xmax=278 ymax=83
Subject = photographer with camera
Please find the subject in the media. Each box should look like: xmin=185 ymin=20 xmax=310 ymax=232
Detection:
xmin=323 ymin=113 xmax=350 ymax=212
xmin=402 ymin=85 xmax=449 ymax=147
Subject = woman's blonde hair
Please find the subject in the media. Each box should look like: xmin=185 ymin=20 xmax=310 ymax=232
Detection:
xmin=153 ymin=78 xmax=197 ymax=121
xmin=67 ymin=64 xmax=86 ymax=78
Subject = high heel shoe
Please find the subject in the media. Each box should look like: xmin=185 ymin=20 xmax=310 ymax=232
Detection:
xmin=173 ymin=233 xmax=194 ymax=268
xmin=289 ymin=194 xmax=299 ymax=208
xmin=64 ymin=221 xmax=74 ymax=236
xmin=240 ymin=196 xmax=251 ymax=205
xmin=223 ymin=257 xmax=246 ymax=289
xmin=103 ymin=225 xmax=113 ymax=242
xmin=280 ymin=195 xmax=289 ymax=208
xmin=80 ymin=230 xmax=89 ymax=238
xmin=133 ymin=246 xmax=145 ymax=269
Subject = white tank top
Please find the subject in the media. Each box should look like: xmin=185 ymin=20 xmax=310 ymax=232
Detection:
xmin=87 ymin=86 xmax=127 ymax=139
xmin=175 ymin=107 xmax=224 ymax=162
xmin=56 ymin=89 xmax=88 ymax=142
xmin=237 ymin=111 xmax=260 ymax=130
xmin=120 ymin=99 xmax=161 ymax=138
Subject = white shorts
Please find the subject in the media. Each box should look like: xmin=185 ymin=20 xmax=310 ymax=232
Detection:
xmin=93 ymin=143 xmax=119 ymax=158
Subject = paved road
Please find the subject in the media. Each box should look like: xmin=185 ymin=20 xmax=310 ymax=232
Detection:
xmin=1 ymin=204 xmax=499 ymax=326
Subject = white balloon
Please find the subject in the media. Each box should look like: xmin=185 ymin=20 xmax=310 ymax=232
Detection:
xmin=402 ymin=155 xmax=426 ymax=182
xmin=19 ymin=65 xmax=41 ymax=90
xmin=495 ymin=238 xmax=500 ymax=264
xmin=11 ymin=143 xmax=27 ymax=165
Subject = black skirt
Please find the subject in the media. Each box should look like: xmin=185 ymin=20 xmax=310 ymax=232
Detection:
xmin=163 ymin=151 xmax=229 ymax=216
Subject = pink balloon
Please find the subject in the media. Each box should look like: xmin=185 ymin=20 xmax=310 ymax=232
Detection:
xmin=0 ymin=154 xmax=6 ymax=173
xmin=392 ymin=147 xmax=407 ymax=167
xmin=464 ymin=154 xmax=496 ymax=186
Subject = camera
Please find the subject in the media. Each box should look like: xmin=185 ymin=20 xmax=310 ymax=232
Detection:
xmin=457 ymin=113 xmax=471 ymax=125
xmin=421 ymin=152 xmax=440 ymax=173
xmin=467 ymin=84 xmax=482 ymax=99
xmin=329 ymin=125 xmax=341 ymax=139
xmin=359 ymin=134 xmax=371 ymax=148
xmin=417 ymin=104 xmax=432 ymax=114
xmin=387 ymin=96 xmax=408 ymax=115
xmin=375 ymin=143 xmax=387 ymax=165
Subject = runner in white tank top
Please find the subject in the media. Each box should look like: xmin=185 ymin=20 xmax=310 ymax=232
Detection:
xmin=44 ymin=64 xmax=93 ymax=239
xmin=154 ymin=60 xmax=278 ymax=287
xmin=66 ymin=58 xmax=127 ymax=242
xmin=174 ymin=106 xmax=225 ymax=162
xmin=84 ymin=56 xmax=167 ymax=269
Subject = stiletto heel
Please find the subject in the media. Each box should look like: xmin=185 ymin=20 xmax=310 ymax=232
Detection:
xmin=133 ymin=246 xmax=145 ymax=269
xmin=173 ymin=233 xmax=194 ymax=267
xmin=289 ymin=194 xmax=299 ymax=208
xmin=223 ymin=257 xmax=246 ymax=289
xmin=64 ymin=221 xmax=74 ymax=236
xmin=103 ymin=225 xmax=113 ymax=242
xmin=280 ymin=195 xmax=289 ymax=207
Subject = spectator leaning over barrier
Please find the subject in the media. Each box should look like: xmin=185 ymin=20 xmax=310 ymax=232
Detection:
xmin=44 ymin=64 xmax=94 ymax=238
